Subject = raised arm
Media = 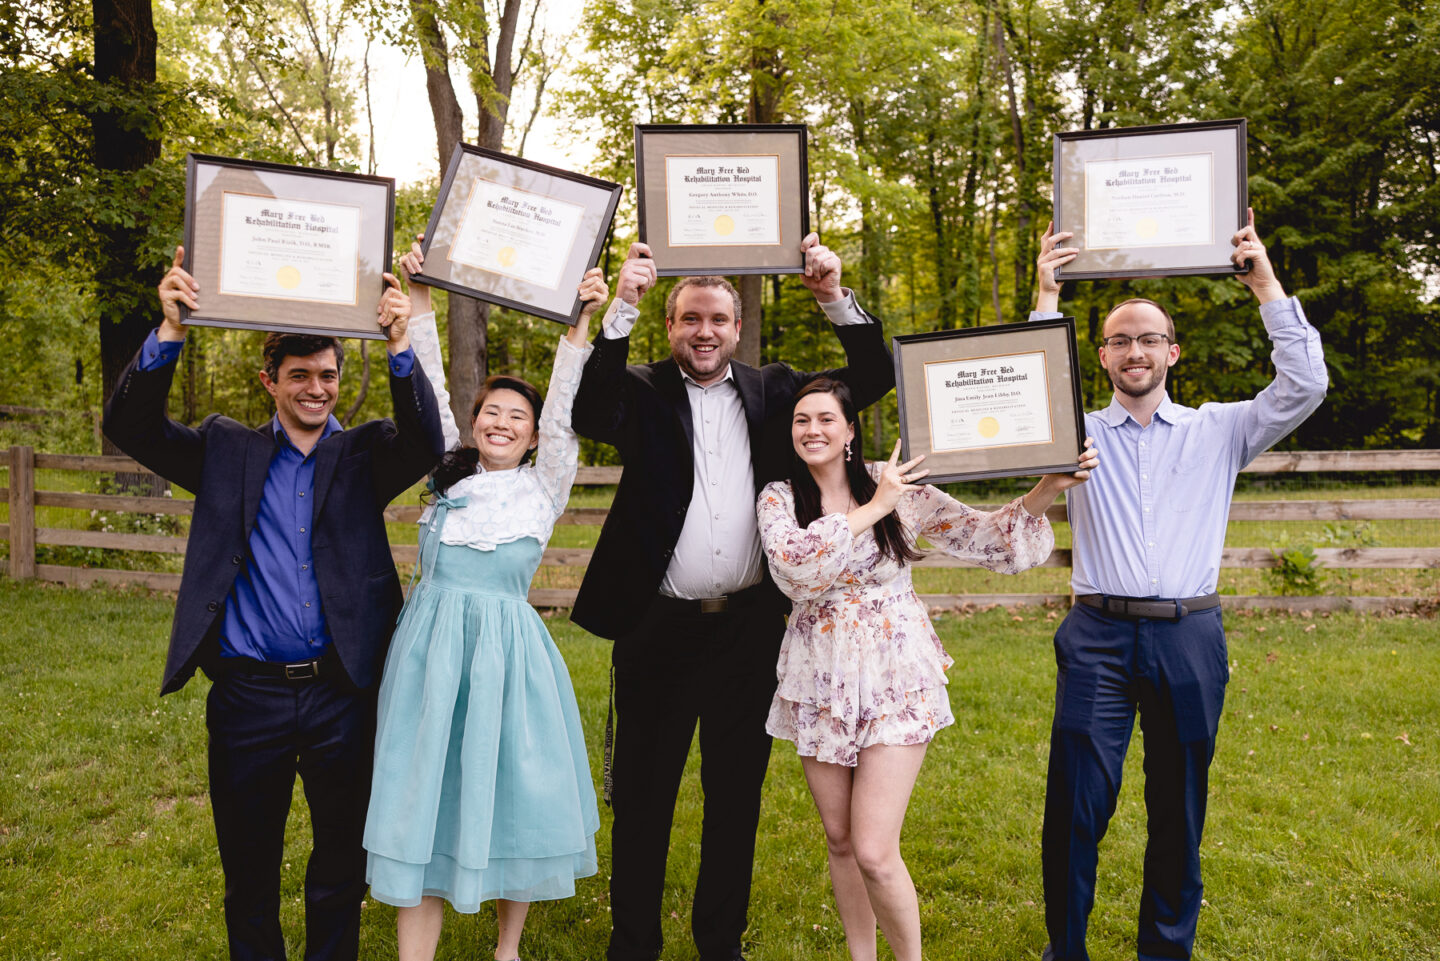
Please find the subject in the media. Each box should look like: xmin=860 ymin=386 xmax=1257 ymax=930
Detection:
xmin=397 ymin=234 xmax=460 ymax=449
xmin=756 ymin=481 xmax=856 ymax=601
xmin=102 ymin=246 xmax=207 ymax=492
xmin=572 ymin=243 xmax=654 ymax=448
xmin=795 ymin=233 xmax=895 ymax=409
xmin=1230 ymin=209 xmax=1328 ymax=462
xmin=533 ymin=268 xmax=606 ymax=513
xmin=1034 ymin=221 xmax=1076 ymax=316
xmin=370 ymin=270 xmax=447 ymax=501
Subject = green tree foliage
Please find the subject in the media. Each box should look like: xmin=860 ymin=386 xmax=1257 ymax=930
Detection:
xmin=565 ymin=0 xmax=1440 ymax=450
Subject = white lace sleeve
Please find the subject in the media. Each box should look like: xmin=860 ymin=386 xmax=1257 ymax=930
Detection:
xmin=408 ymin=309 xmax=460 ymax=450
xmin=533 ymin=335 xmax=593 ymax=516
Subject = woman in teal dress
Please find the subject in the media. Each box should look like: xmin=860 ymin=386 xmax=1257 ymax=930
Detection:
xmin=363 ymin=238 xmax=607 ymax=961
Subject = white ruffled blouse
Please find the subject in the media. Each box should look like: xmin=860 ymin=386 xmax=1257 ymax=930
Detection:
xmin=408 ymin=310 xmax=592 ymax=550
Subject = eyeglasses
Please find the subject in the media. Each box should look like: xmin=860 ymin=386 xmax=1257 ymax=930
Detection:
xmin=1102 ymin=332 xmax=1172 ymax=350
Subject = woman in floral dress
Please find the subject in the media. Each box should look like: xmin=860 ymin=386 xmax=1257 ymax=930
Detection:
xmin=756 ymin=377 xmax=1098 ymax=961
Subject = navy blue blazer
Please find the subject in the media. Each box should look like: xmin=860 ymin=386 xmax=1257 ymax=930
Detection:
xmin=103 ymin=346 xmax=446 ymax=694
xmin=569 ymin=316 xmax=895 ymax=641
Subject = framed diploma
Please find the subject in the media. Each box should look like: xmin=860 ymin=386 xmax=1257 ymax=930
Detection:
xmin=634 ymin=123 xmax=809 ymax=276
xmin=892 ymin=318 xmax=1085 ymax=483
xmin=182 ymin=153 xmax=395 ymax=340
xmin=1052 ymin=119 xmax=1247 ymax=280
xmin=412 ymin=143 xmax=623 ymax=325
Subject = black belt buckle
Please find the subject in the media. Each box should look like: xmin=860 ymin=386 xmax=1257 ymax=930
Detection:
xmin=283 ymin=659 xmax=321 ymax=681
xmin=699 ymin=597 xmax=728 ymax=614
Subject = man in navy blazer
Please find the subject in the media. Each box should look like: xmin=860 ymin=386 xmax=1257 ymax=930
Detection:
xmin=104 ymin=246 xmax=446 ymax=961
xmin=572 ymin=236 xmax=895 ymax=961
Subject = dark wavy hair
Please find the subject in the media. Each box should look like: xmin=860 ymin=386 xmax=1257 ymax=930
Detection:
xmin=428 ymin=374 xmax=545 ymax=497
xmin=787 ymin=378 xmax=922 ymax=564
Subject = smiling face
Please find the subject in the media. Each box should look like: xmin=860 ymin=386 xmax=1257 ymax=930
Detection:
xmin=470 ymin=387 xmax=538 ymax=471
xmin=666 ymin=285 xmax=741 ymax=386
xmin=791 ymin=390 xmax=854 ymax=470
xmin=259 ymin=349 xmax=340 ymax=440
xmin=1100 ymin=302 xmax=1180 ymax=400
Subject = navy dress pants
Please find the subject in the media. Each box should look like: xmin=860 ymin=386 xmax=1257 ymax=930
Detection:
xmin=206 ymin=665 xmax=377 ymax=961
xmin=607 ymin=592 xmax=785 ymax=961
xmin=1042 ymin=604 xmax=1229 ymax=961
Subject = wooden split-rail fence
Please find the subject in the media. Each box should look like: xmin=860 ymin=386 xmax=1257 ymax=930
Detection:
xmin=4 ymin=447 xmax=1439 ymax=613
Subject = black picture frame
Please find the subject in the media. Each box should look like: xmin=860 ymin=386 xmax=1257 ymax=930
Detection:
xmin=1052 ymin=119 xmax=1248 ymax=281
xmin=634 ymin=123 xmax=810 ymax=276
xmin=182 ymin=153 xmax=395 ymax=340
xmin=893 ymin=318 xmax=1085 ymax=483
xmin=411 ymin=143 xmax=623 ymax=326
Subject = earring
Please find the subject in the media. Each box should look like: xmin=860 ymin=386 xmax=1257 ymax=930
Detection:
xmin=845 ymin=441 xmax=852 ymax=462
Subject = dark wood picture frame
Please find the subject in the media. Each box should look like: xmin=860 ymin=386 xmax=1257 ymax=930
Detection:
xmin=411 ymin=143 xmax=623 ymax=326
xmin=1052 ymin=119 xmax=1248 ymax=281
xmin=893 ymin=317 xmax=1086 ymax=483
xmin=634 ymin=123 xmax=810 ymax=276
xmin=182 ymin=153 xmax=395 ymax=340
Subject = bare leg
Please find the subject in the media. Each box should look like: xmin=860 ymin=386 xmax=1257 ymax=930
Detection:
xmin=801 ymin=756 xmax=878 ymax=961
xmin=850 ymin=743 xmax=927 ymax=961
xmin=397 ymin=897 xmax=444 ymax=961
xmin=495 ymin=899 xmax=529 ymax=960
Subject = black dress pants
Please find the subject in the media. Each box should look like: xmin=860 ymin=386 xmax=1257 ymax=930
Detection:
xmin=606 ymin=592 xmax=785 ymax=961
xmin=206 ymin=663 xmax=377 ymax=961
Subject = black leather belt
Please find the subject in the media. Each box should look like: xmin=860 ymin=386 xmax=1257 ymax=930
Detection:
xmin=655 ymin=581 xmax=768 ymax=615
xmin=1076 ymin=593 xmax=1221 ymax=620
xmin=216 ymin=651 xmax=335 ymax=681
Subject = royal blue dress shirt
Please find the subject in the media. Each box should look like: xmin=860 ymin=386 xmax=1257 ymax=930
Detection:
xmin=138 ymin=328 xmax=416 ymax=662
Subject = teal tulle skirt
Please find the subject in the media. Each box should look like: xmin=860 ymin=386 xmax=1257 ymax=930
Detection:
xmin=363 ymin=539 xmax=599 ymax=911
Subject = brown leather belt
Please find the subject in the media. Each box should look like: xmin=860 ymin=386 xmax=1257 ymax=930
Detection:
xmin=654 ymin=581 xmax=769 ymax=615
xmin=1075 ymin=593 xmax=1221 ymax=620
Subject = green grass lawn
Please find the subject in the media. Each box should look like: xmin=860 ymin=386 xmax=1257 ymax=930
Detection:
xmin=1 ymin=578 xmax=1436 ymax=960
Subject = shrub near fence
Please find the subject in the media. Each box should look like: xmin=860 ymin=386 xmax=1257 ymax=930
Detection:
xmin=3 ymin=446 xmax=1440 ymax=611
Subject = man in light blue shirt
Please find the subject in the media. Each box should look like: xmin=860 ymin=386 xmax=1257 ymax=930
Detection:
xmin=1030 ymin=211 xmax=1327 ymax=961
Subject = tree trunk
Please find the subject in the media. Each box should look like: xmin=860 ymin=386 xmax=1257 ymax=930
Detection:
xmin=411 ymin=0 xmax=488 ymax=428
xmin=92 ymin=0 xmax=160 ymax=468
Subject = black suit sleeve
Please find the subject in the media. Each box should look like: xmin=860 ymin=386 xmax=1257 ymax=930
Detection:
xmin=102 ymin=349 xmax=207 ymax=493
xmin=369 ymin=359 xmax=447 ymax=504
xmin=572 ymin=332 xmax=637 ymax=453
xmin=808 ymin=311 xmax=895 ymax=410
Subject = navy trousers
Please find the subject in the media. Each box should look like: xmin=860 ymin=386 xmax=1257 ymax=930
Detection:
xmin=1041 ymin=604 xmax=1229 ymax=961
xmin=206 ymin=665 xmax=377 ymax=961
xmin=607 ymin=593 xmax=785 ymax=961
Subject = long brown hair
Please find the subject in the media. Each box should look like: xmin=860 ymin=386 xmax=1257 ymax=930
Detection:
xmin=787 ymin=378 xmax=922 ymax=564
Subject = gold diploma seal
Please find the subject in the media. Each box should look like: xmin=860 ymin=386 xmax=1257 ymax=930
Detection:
xmin=713 ymin=214 xmax=735 ymax=236
xmin=977 ymin=416 xmax=1001 ymax=439
xmin=1135 ymin=217 xmax=1160 ymax=239
xmin=497 ymin=246 xmax=518 ymax=268
xmin=276 ymin=265 xmax=302 ymax=290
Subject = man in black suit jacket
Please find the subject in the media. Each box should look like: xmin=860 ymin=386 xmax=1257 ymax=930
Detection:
xmin=571 ymin=236 xmax=895 ymax=961
xmin=104 ymin=247 xmax=446 ymax=961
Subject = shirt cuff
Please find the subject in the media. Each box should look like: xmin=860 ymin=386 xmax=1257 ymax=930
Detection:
xmin=819 ymin=289 xmax=870 ymax=326
xmin=602 ymin=298 xmax=640 ymax=340
xmin=388 ymin=346 xmax=416 ymax=377
xmin=138 ymin=329 xmax=184 ymax=371
xmin=1259 ymin=295 xmax=1305 ymax=332
xmin=1029 ymin=310 xmax=1064 ymax=322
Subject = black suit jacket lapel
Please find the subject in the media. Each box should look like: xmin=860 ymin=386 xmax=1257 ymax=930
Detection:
xmin=731 ymin=362 xmax=765 ymax=459
xmin=310 ymin=433 xmax=343 ymax=521
xmin=655 ymin=360 xmax=695 ymax=451
xmin=242 ymin=428 xmax=273 ymax=535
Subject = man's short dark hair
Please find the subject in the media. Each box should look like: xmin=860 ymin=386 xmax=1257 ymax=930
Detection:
xmin=1103 ymin=298 xmax=1176 ymax=343
xmin=665 ymin=276 xmax=742 ymax=323
xmin=262 ymin=332 xmax=344 ymax=380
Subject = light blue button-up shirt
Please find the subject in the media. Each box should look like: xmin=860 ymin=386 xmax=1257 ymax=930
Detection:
xmin=1032 ymin=297 xmax=1327 ymax=598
